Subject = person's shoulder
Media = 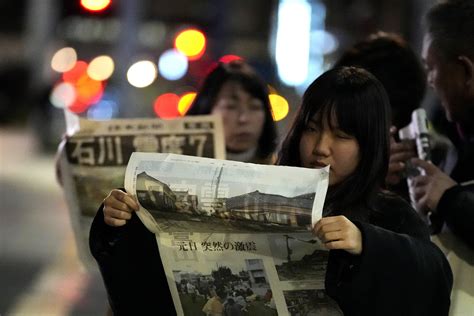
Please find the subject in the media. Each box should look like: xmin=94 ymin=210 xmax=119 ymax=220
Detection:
xmin=374 ymin=190 xmax=413 ymax=213
xmin=370 ymin=190 xmax=423 ymax=231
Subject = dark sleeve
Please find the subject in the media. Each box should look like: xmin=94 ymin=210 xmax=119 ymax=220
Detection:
xmin=89 ymin=204 xmax=176 ymax=316
xmin=437 ymin=184 xmax=474 ymax=249
xmin=327 ymin=203 xmax=453 ymax=316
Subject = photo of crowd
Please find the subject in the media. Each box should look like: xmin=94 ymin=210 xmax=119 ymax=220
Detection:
xmin=173 ymin=259 xmax=276 ymax=316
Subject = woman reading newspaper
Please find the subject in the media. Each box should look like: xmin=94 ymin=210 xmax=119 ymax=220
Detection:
xmin=91 ymin=67 xmax=453 ymax=315
xmin=277 ymin=67 xmax=452 ymax=314
xmin=90 ymin=60 xmax=277 ymax=315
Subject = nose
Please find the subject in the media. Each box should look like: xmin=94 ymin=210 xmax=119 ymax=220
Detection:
xmin=237 ymin=108 xmax=251 ymax=123
xmin=313 ymin=130 xmax=331 ymax=157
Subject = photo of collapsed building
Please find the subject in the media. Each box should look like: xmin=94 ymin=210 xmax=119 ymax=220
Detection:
xmin=135 ymin=171 xmax=316 ymax=233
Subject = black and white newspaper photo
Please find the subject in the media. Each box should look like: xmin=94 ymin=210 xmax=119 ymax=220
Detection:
xmin=124 ymin=152 xmax=334 ymax=315
xmin=157 ymin=232 xmax=342 ymax=316
xmin=124 ymin=152 xmax=329 ymax=234
xmin=58 ymin=114 xmax=225 ymax=267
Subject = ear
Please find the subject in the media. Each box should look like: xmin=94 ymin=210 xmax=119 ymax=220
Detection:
xmin=457 ymin=55 xmax=474 ymax=86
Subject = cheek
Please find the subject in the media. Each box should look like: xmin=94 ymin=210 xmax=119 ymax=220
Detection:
xmin=298 ymin=135 xmax=312 ymax=165
xmin=335 ymin=143 xmax=360 ymax=173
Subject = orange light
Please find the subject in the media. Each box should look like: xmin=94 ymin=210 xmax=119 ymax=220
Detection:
xmin=80 ymin=0 xmax=111 ymax=12
xmin=269 ymin=94 xmax=289 ymax=121
xmin=174 ymin=29 xmax=206 ymax=61
xmin=75 ymin=74 xmax=104 ymax=105
xmin=63 ymin=61 xmax=88 ymax=84
xmin=178 ymin=92 xmax=197 ymax=116
xmin=219 ymin=55 xmax=243 ymax=64
xmin=154 ymin=93 xmax=180 ymax=119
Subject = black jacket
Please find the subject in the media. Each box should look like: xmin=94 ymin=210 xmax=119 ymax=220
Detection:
xmin=89 ymin=206 xmax=176 ymax=315
xmin=437 ymin=184 xmax=474 ymax=250
xmin=90 ymin=192 xmax=452 ymax=316
xmin=326 ymin=193 xmax=453 ymax=315
xmin=437 ymin=133 xmax=474 ymax=249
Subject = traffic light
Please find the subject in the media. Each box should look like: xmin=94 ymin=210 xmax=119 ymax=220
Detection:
xmin=61 ymin=0 xmax=114 ymax=18
xmin=80 ymin=0 xmax=112 ymax=13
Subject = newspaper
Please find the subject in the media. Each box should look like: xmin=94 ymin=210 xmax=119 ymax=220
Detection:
xmin=125 ymin=153 xmax=341 ymax=315
xmin=58 ymin=113 xmax=225 ymax=268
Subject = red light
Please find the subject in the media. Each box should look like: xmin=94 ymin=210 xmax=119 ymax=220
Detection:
xmin=63 ymin=61 xmax=88 ymax=84
xmin=219 ymin=55 xmax=243 ymax=64
xmin=80 ymin=0 xmax=112 ymax=12
xmin=153 ymin=93 xmax=180 ymax=119
xmin=68 ymin=100 xmax=91 ymax=114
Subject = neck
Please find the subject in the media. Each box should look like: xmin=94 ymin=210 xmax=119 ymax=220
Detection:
xmin=226 ymin=147 xmax=257 ymax=163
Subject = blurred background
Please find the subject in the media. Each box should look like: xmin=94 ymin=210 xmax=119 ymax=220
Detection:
xmin=1 ymin=0 xmax=437 ymax=314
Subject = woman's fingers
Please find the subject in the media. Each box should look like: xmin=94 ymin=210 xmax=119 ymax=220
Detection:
xmin=104 ymin=216 xmax=127 ymax=227
xmin=109 ymin=189 xmax=139 ymax=211
xmin=313 ymin=215 xmax=362 ymax=255
xmin=103 ymin=189 xmax=139 ymax=227
xmin=104 ymin=207 xmax=133 ymax=220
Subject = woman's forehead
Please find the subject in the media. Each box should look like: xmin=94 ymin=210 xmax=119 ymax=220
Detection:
xmin=309 ymin=106 xmax=339 ymax=126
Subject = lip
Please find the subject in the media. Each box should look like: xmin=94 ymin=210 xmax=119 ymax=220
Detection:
xmin=310 ymin=161 xmax=329 ymax=169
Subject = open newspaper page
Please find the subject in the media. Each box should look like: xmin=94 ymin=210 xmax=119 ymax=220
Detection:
xmin=58 ymin=113 xmax=225 ymax=268
xmin=125 ymin=153 xmax=342 ymax=315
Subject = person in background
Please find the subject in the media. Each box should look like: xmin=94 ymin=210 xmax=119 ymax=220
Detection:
xmin=278 ymin=67 xmax=452 ymax=314
xmin=89 ymin=60 xmax=278 ymax=315
xmin=334 ymin=32 xmax=453 ymax=203
xmin=187 ymin=60 xmax=278 ymax=164
xmin=413 ymin=0 xmax=474 ymax=249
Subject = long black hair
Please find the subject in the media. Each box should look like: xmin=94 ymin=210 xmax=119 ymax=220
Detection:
xmin=187 ymin=60 xmax=277 ymax=160
xmin=278 ymin=67 xmax=391 ymax=213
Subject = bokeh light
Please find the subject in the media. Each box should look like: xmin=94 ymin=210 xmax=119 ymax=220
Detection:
xmin=269 ymin=94 xmax=289 ymax=121
xmin=63 ymin=61 xmax=88 ymax=84
xmin=75 ymin=74 xmax=104 ymax=105
xmin=127 ymin=60 xmax=157 ymax=88
xmin=87 ymin=98 xmax=118 ymax=120
xmin=174 ymin=29 xmax=206 ymax=61
xmin=219 ymin=55 xmax=243 ymax=64
xmin=312 ymin=30 xmax=339 ymax=54
xmin=87 ymin=55 xmax=115 ymax=81
xmin=68 ymin=100 xmax=92 ymax=114
xmin=158 ymin=49 xmax=188 ymax=81
xmin=178 ymin=92 xmax=196 ymax=116
xmin=51 ymin=47 xmax=77 ymax=73
xmin=50 ymin=82 xmax=76 ymax=108
xmin=80 ymin=0 xmax=112 ymax=12
xmin=153 ymin=93 xmax=180 ymax=119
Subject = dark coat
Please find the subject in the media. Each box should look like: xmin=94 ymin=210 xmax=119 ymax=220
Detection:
xmin=326 ymin=193 xmax=453 ymax=315
xmin=90 ymin=192 xmax=452 ymax=316
xmin=437 ymin=184 xmax=474 ymax=249
xmin=437 ymin=133 xmax=474 ymax=249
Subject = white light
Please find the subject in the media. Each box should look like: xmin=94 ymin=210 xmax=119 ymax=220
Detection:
xmin=51 ymin=47 xmax=77 ymax=73
xmin=275 ymin=0 xmax=312 ymax=86
xmin=88 ymin=55 xmax=115 ymax=81
xmin=127 ymin=60 xmax=157 ymax=88
xmin=312 ymin=30 xmax=339 ymax=55
xmin=50 ymin=82 xmax=76 ymax=108
xmin=158 ymin=49 xmax=188 ymax=81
